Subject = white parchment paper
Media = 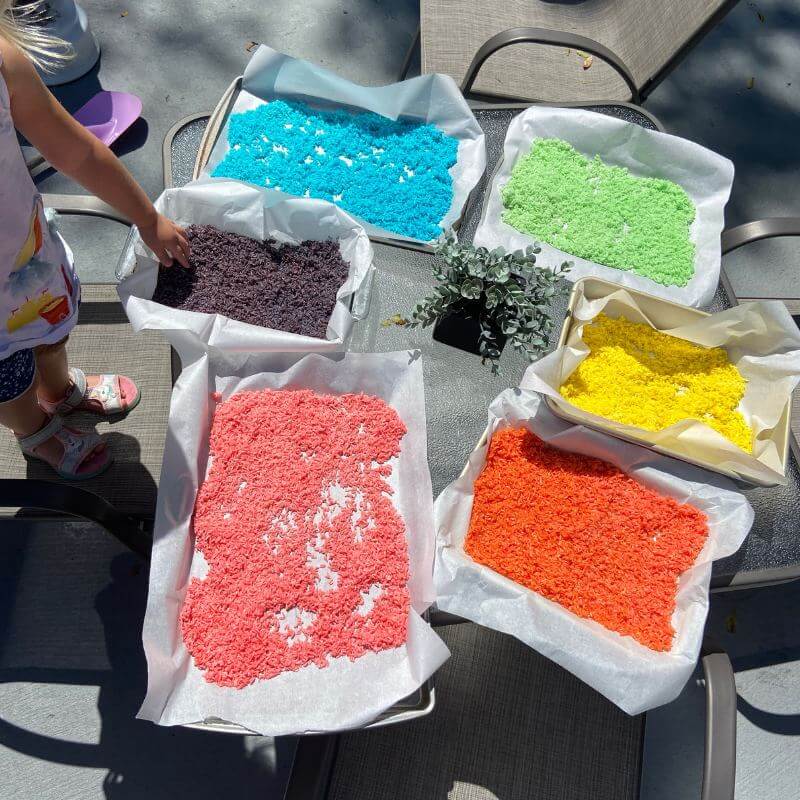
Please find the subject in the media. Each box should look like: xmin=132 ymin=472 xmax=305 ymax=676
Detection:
xmin=138 ymin=349 xmax=449 ymax=735
xmin=522 ymin=287 xmax=800 ymax=486
xmin=202 ymin=44 xmax=486 ymax=245
xmin=434 ymin=388 xmax=753 ymax=714
xmin=473 ymin=106 xmax=734 ymax=308
xmin=117 ymin=179 xmax=374 ymax=353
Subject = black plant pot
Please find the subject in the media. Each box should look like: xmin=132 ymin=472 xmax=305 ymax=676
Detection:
xmin=432 ymin=302 xmax=507 ymax=356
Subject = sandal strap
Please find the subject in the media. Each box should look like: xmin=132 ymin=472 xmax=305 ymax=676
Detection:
xmin=85 ymin=374 xmax=124 ymax=413
xmin=51 ymin=368 xmax=87 ymax=414
xmin=48 ymin=369 xmax=128 ymax=415
xmin=18 ymin=414 xmax=102 ymax=475
xmin=56 ymin=427 xmax=102 ymax=475
xmin=18 ymin=414 xmax=64 ymax=451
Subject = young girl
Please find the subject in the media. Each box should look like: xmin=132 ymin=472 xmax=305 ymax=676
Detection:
xmin=0 ymin=3 xmax=189 ymax=479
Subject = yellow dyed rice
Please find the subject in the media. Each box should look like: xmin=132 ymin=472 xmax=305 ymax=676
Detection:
xmin=559 ymin=314 xmax=752 ymax=452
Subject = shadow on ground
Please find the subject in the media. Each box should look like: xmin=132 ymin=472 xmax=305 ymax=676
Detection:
xmin=641 ymin=578 xmax=800 ymax=800
xmin=645 ymin=0 xmax=800 ymax=298
xmin=0 ymin=539 xmax=295 ymax=800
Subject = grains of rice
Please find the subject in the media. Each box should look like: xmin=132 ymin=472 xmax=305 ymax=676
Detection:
xmin=465 ymin=427 xmax=709 ymax=651
xmin=211 ymin=99 xmax=459 ymax=241
xmin=181 ymin=388 xmax=410 ymax=688
xmin=559 ymin=314 xmax=752 ymax=451
xmin=501 ymin=138 xmax=696 ymax=286
xmin=152 ymin=225 xmax=349 ymax=338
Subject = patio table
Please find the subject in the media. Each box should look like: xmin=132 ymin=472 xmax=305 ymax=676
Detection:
xmin=166 ymin=102 xmax=800 ymax=593
xmin=153 ymin=101 xmax=765 ymax=799
xmin=0 ymin=98 xmax=755 ymax=800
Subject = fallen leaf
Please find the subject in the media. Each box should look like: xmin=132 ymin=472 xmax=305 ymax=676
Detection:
xmin=381 ymin=314 xmax=409 ymax=327
xmin=747 ymin=76 xmax=755 ymax=89
xmin=120 ymin=9 xmax=128 ymax=16
xmin=748 ymin=2 xmax=766 ymax=22
xmin=245 ymin=40 xmax=259 ymax=52
xmin=725 ymin=611 xmax=737 ymax=633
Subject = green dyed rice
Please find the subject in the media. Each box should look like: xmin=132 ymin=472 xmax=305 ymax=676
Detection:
xmin=501 ymin=138 xmax=696 ymax=286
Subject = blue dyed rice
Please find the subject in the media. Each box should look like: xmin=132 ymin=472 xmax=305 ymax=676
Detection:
xmin=211 ymin=99 xmax=459 ymax=241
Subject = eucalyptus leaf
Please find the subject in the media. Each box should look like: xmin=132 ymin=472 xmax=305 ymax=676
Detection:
xmin=484 ymin=285 xmax=503 ymax=309
xmin=460 ymin=277 xmax=483 ymax=300
xmin=489 ymin=263 xmax=511 ymax=283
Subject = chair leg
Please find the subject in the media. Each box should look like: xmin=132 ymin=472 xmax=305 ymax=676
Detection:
xmin=700 ymin=646 xmax=737 ymax=800
xmin=283 ymin=734 xmax=340 ymax=800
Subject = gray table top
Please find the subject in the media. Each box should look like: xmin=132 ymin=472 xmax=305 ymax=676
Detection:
xmin=167 ymin=104 xmax=800 ymax=589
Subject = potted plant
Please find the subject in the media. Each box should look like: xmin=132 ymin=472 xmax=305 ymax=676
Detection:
xmin=406 ymin=234 xmax=570 ymax=373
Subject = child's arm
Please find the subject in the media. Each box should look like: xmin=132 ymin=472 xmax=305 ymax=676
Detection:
xmin=1 ymin=39 xmax=189 ymax=267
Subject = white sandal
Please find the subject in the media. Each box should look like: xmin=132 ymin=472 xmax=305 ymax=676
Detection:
xmin=18 ymin=414 xmax=112 ymax=480
xmin=40 ymin=367 xmax=141 ymax=416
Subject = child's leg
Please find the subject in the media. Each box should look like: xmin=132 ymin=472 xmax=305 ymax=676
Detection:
xmin=0 ymin=347 xmax=108 ymax=476
xmin=0 ymin=373 xmax=48 ymax=437
xmin=34 ymin=338 xmax=71 ymax=403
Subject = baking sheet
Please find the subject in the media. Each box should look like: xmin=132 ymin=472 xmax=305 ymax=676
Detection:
xmin=434 ymin=388 xmax=753 ymax=714
xmin=138 ymin=349 xmax=449 ymax=735
xmin=473 ymin=106 xmax=734 ymax=308
xmin=522 ymin=286 xmax=800 ymax=485
xmin=201 ymin=44 xmax=486 ymax=245
xmin=117 ymin=179 xmax=373 ymax=353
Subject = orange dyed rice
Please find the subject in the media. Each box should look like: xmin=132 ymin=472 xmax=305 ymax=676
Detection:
xmin=464 ymin=427 xmax=709 ymax=651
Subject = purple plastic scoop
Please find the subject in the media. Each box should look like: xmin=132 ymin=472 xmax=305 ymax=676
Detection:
xmin=26 ymin=90 xmax=142 ymax=177
xmin=73 ymin=90 xmax=142 ymax=146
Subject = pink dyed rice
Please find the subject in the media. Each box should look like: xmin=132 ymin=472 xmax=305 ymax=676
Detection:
xmin=180 ymin=388 xmax=410 ymax=688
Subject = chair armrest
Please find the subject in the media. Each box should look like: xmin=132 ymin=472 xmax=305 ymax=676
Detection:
xmin=0 ymin=479 xmax=151 ymax=559
xmin=461 ymin=26 xmax=640 ymax=104
xmin=399 ymin=26 xmax=420 ymax=81
xmin=162 ymin=111 xmax=214 ymax=188
xmin=700 ymin=649 xmax=737 ymax=800
xmin=721 ymin=218 xmax=800 ymax=255
xmin=41 ymin=194 xmax=132 ymax=227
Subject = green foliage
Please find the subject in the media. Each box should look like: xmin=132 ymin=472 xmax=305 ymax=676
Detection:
xmin=408 ymin=233 xmax=571 ymax=373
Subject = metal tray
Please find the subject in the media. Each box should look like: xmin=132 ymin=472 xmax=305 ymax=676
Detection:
xmin=183 ymin=676 xmax=435 ymax=736
xmin=545 ymin=277 xmax=791 ymax=487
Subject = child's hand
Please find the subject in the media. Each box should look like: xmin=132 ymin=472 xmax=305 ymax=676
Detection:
xmin=138 ymin=214 xmax=190 ymax=268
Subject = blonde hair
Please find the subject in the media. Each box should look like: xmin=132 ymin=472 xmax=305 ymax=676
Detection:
xmin=0 ymin=1 xmax=71 ymax=71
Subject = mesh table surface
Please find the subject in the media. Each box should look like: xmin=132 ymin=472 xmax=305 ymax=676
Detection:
xmin=168 ymin=103 xmax=800 ymax=587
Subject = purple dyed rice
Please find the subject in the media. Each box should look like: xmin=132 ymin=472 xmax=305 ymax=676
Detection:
xmin=152 ymin=225 xmax=350 ymax=338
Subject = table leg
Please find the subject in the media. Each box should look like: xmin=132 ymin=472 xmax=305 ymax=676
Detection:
xmin=283 ymin=733 xmax=340 ymax=800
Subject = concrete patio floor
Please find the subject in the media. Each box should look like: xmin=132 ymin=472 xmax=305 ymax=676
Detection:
xmin=3 ymin=1 xmax=800 ymax=798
